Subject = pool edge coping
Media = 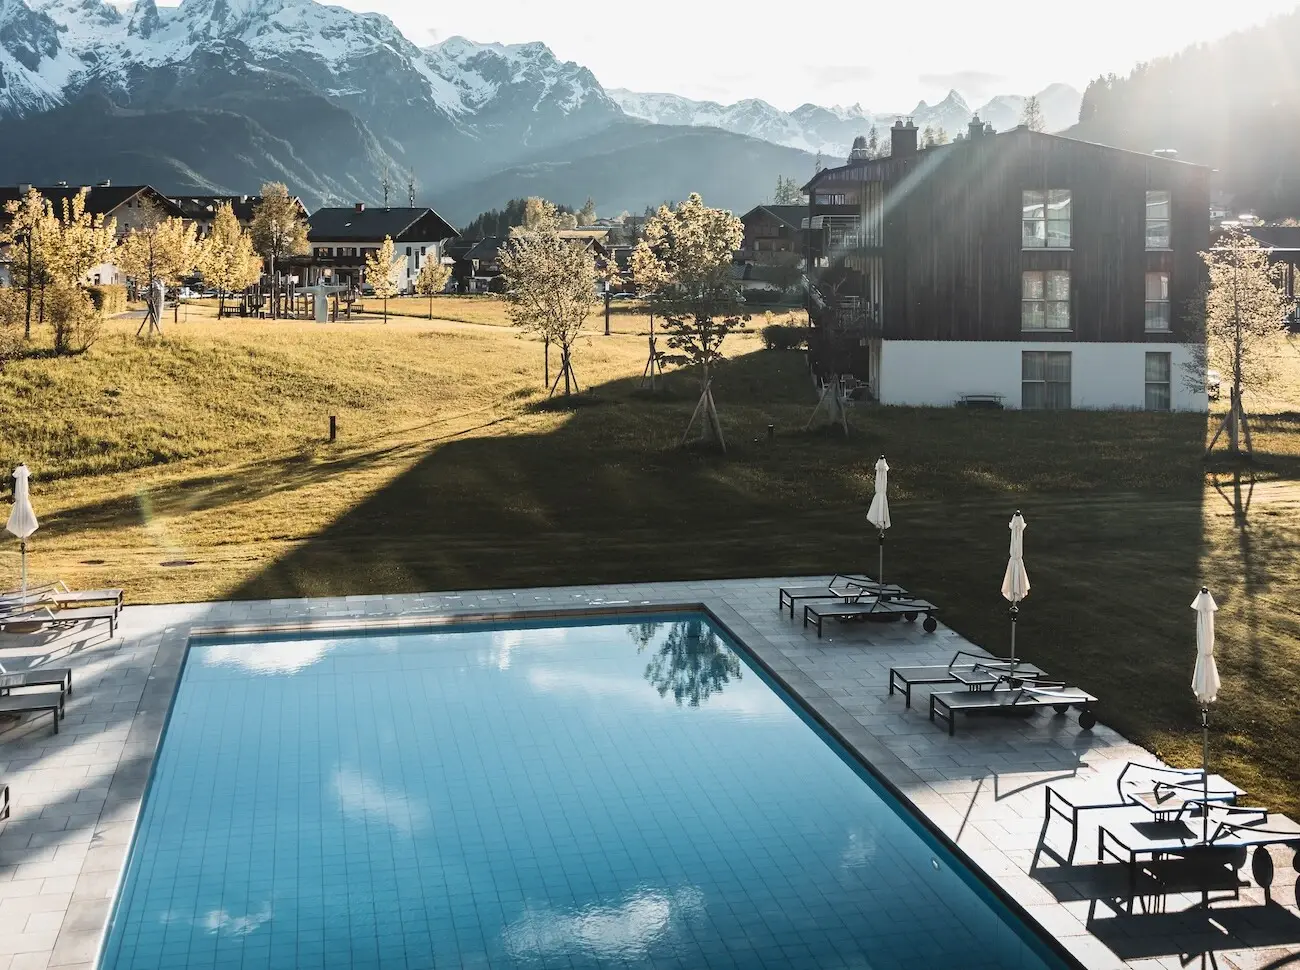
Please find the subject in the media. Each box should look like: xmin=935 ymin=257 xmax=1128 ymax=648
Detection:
xmin=87 ymin=599 xmax=1087 ymax=970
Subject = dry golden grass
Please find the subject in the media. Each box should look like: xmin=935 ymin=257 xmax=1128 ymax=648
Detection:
xmin=2 ymin=318 xmax=1298 ymax=816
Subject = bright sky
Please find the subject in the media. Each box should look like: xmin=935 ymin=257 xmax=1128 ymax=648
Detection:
xmin=335 ymin=0 xmax=1299 ymax=109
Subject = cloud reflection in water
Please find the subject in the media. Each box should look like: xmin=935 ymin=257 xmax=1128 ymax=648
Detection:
xmin=502 ymin=886 xmax=705 ymax=961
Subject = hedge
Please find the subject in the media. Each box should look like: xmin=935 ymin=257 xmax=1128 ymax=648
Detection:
xmin=86 ymin=284 xmax=128 ymax=317
xmin=761 ymin=323 xmax=810 ymax=351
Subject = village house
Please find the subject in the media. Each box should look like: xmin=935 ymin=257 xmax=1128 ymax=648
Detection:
xmin=303 ymin=204 xmax=459 ymax=294
xmin=739 ymin=205 xmax=806 ymax=261
xmin=1218 ymin=224 xmax=1300 ymax=329
xmin=0 ymin=182 xmax=184 ymax=286
xmin=803 ymin=119 xmax=1212 ymax=411
xmin=169 ymin=194 xmax=309 ymax=240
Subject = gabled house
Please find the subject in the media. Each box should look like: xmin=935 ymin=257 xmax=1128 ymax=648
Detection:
xmin=0 ymin=182 xmax=185 ymax=286
xmin=1218 ymin=225 xmax=1300 ymax=329
xmin=305 ymin=204 xmax=459 ymax=293
xmin=802 ymin=119 xmax=1212 ymax=411
xmin=739 ymin=205 xmax=806 ymax=261
xmin=170 ymin=194 xmax=309 ymax=239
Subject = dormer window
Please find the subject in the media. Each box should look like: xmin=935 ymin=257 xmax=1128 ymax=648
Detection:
xmin=1022 ymin=190 xmax=1071 ymax=248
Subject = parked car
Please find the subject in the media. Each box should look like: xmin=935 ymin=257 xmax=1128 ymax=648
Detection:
xmin=1206 ymin=369 xmax=1221 ymax=401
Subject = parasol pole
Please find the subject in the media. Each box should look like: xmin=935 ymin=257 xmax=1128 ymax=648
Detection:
xmin=20 ymin=538 xmax=27 ymax=606
xmin=1202 ymin=706 xmax=1210 ymax=844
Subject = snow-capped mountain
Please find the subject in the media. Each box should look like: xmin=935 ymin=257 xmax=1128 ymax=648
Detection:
xmin=0 ymin=0 xmax=630 ymax=208
xmin=610 ymin=84 xmax=1083 ymax=158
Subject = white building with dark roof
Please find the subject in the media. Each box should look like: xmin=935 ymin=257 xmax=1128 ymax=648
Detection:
xmin=304 ymin=204 xmax=459 ymax=293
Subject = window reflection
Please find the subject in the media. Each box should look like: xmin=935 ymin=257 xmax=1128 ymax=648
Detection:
xmin=1022 ymin=189 xmax=1071 ymax=247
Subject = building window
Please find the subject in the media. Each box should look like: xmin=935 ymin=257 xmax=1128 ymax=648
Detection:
xmin=1146 ymin=191 xmax=1171 ymax=248
xmin=815 ymin=193 xmax=846 ymax=205
xmin=1022 ymin=190 xmax=1071 ymax=247
xmin=1022 ymin=270 xmax=1071 ymax=329
xmin=1022 ymin=352 xmax=1072 ymax=410
xmin=1145 ymin=352 xmax=1171 ymax=411
xmin=406 ymin=246 xmax=413 ymax=257
xmin=1145 ymin=272 xmax=1171 ymax=331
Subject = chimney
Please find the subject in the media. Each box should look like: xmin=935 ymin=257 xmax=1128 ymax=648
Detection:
xmin=890 ymin=117 xmax=918 ymax=157
xmin=1153 ymin=149 xmax=1179 ymax=161
xmin=355 ymin=202 xmax=366 ymax=213
xmin=967 ymin=114 xmax=985 ymax=140
xmin=18 ymin=183 xmax=32 ymax=194
xmin=57 ymin=180 xmax=68 ymax=187
xmin=98 ymin=179 xmax=111 ymax=187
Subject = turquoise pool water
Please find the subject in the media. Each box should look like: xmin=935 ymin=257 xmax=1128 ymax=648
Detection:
xmin=99 ymin=615 xmax=1066 ymax=969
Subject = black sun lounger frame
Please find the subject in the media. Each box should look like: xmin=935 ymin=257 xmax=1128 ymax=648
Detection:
xmin=803 ymin=597 xmax=939 ymax=637
xmin=888 ymin=650 xmax=1046 ymax=708
xmin=928 ymin=680 xmax=1097 ymax=735
xmin=0 ymin=688 xmax=65 ymax=734
xmin=778 ymin=575 xmax=910 ymax=618
xmin=0 ymin=781 xmax=7 ymax=819
xmin=1099 ymin=806 xmax=1300 ymax=893
xmin=0 ymin=667 xmax=73 ymax=698
xmin=0 ymin=606 xmax=116 ymax=638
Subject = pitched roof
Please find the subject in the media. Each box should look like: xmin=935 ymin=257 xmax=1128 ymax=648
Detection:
xmin=742 ymin=205 xmax=806 ymax=232
xmin=1242 ymin=226 xmax=1300 ymax=250
xmin=170 ymin=195 xmax=307 ymax=224
xmin=558 ymin=228 xmax=610 ymax=241
xmin=307 ymin=206 xmax=459 ymax=243
xmin=0 ymin=184 xmax=183 ymax=221
xmin=802 ymin=127 xmax=1211 ymax=193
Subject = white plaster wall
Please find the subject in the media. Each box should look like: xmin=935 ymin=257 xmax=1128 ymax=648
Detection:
xmin=878 ymin=340 xmax=1208 ymax=412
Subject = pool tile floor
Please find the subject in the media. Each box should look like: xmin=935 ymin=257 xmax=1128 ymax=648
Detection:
xmin=0 ymin=578 xmax=1295 ymax=970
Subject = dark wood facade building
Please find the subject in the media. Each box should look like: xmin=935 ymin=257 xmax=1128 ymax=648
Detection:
xmin=803 ymin=120 xmax=1212 ymax=410
xmin=739 ymin=205 xmax=806 ymax=260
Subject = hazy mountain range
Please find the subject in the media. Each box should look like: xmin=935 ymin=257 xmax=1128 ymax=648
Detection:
xmin=0 ymin=0 xmax=1286 ymax=222
xmin=609 ymin=84 xmax=1082 ymax=157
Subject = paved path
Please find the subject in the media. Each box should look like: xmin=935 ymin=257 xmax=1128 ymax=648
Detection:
xmin=0 ymin=579 xmax=1295 ymax=969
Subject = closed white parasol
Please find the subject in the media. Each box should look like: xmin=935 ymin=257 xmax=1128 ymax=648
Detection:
xmin=5 ymin=465 xmax=39 ymax=605
xmin=866 ymin=456 xmax=891 ymax=588
xmin=1191 ymin=586 xmax=1220 ymax=842
xmin=1000 ymin=511 xmax=1030 ymax=675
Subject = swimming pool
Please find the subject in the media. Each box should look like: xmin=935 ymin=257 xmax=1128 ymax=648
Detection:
xmin=99 ymin=614 xmax=1069 ymax=969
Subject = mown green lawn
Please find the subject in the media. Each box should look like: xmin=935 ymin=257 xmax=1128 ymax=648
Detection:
xmin=3 ymin=316 xmax=1298 ymax=817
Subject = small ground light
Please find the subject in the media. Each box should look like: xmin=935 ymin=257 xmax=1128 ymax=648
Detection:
xmin=931 ymin=859 xmax=941 ymax=871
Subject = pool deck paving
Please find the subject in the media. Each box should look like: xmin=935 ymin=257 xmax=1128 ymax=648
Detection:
xmin=0 ymin=577 xmax=1296 ymax=970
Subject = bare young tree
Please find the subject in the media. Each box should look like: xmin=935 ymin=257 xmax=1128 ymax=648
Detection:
xmin=1186 ymin=229 xmax=1295 ymax=458
xmin=415 ymin=257 xmax=452 ymax=319
xmin=250 ymin=183 xmax=309 ymax=319
xmin=632 ymin=193 xmax=747 ymax=450
xmin=499 ymin=201 xmax=600 ymax=397
xmin=363 ymin=236 xmax=402 ymax=323
xmin=1019 ymin=95 xmax=1046 ymax=132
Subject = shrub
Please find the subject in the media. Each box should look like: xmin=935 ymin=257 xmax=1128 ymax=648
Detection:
xmin=0 ymin=287 xmax=23 ymax=370
xmin=761 ymin=323 xmax=809 ymax=351
xmin=48 ymin=282 xmax=102 ymax=355
xmin=743 ymin=287 xmax=789 ymax=306
xmin=86 ymin=284 xmax=128 ymax=317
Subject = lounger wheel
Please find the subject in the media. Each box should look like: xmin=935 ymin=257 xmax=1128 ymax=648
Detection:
xmin=1252 ymin=847 xmax=1276 ymax=889
xmin=1052 ymin=703 xmax=1070 ymax=714
xmin=1078 ymin=711 xmax=1097 ymax=730
xmin=922 ymin=615 xmax=937 ymax=633
xmin=1293 ymin=848 xmax=1300 ymax=873
xmin=1230 ymin=846 xmax=1248 ymax=870
xmin=904 ymin=611 xmax=918 ymax=622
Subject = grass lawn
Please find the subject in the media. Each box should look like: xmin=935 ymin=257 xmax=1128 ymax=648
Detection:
xmin=2 ymin=314 xmax=1299 ymax=818
xmin=180 ymin=293 xmax=809 ymax=336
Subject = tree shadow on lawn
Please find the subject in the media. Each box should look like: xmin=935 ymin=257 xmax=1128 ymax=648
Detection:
xmin=221 ymin=350 xmax=1258 ymax=774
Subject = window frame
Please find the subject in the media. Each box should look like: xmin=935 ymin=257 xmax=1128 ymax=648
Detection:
xmin=1022 ymin=270 xmax=1072 ymax=331
xmin=1145 ymin=351 xmax=1172 ymax=411
xmin=1145 ymin=271 xmax=1171 ymax=332
xmin=1022 ymin=188 xmax=1072 ymax=249
xmin=1146 ymin=190 xmax=1172 ymax=249
xmin=1021 ymin=351 xmax=1073 ymax=410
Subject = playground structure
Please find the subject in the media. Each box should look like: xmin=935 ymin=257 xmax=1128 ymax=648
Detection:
xmin=216 ymin=276 xmax=359 ymax=322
